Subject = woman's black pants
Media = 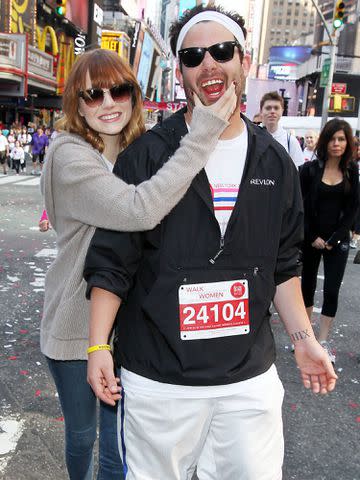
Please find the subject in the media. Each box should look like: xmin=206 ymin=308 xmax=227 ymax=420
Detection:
xmin=301 ymin=240 xmax=349 ymax=317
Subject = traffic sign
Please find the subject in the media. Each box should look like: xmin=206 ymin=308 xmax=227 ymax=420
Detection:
xmin=320 ymin=58 xmax=331 ymax=87
xmin=331 ymin=83 xmax=347 ymax=94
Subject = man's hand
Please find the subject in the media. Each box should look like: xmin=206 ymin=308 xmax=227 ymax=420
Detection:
xmin=294 ymin=339 xmax=338 ymax=394
xmin=311 ymin=237 xmax=326 ymax=249
xmin=87 ymin=350 xmax=121 ymax=406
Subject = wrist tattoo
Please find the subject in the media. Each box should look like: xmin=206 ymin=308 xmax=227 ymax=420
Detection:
xmin=291 ymin=329 xmax=311 ymax=342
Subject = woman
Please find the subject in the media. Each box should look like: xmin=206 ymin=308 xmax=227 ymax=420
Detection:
xmin=41 ymin=49 xmax=235 ymax=480
xmin=300 ymin=118 xmax=359 ymax=364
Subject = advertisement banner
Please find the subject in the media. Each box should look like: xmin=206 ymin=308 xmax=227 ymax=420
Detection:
xmin=137 ymin=32 xmax=154 ymax=97
xmin=10 ymin=0 xmax=36 ymax=37
xmin=269 ymin=46 xmax=312 ymax=80
xmin=28 ymin=46 xmax=56 ymax=91
xmin=0 ymin=33 xmax=27 ymax=96
xmin=101 ymin=31 xmax=130 ymax=61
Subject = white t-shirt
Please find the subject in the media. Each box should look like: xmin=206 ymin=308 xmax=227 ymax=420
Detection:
xmin=205 ymin=125 xmax=248 ymax=236
xmin=101 ymin=154 xmax=114 ymax=172
xmin=0 ymin=134 xmax=8 ymax=152
xmin=271 ymin=126 xmax=304 ymax=168
xmin=302 ymin=148 xmax=316 ymax=163
xmin=121 ymin=123 xmax=251 ymax=398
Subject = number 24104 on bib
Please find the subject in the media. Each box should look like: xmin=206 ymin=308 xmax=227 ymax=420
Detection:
xmin=178 ymin=279 xmax=250 ymax=340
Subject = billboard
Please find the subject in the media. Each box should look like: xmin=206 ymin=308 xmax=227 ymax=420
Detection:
xmin=269 ymin=46 xmax=312 ymax=80
xmin=0 ymin=33 xmax=27 ymax=96
xmin=137 ymin=32 xmax=154 ymax=97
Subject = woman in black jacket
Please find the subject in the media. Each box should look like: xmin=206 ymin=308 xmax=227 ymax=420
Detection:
xmin=299 ymin=118 xmax=359 ymax=363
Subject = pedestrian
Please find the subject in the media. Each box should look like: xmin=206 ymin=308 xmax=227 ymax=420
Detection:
xmin=299 ymin=118 xmax=359 ymax=364
xmin=252 ymin=112 xmax=262 ymax=125
xmin=260 ymin=91 xmax=304 ymax=168
xmin=41 ymin=48 xmax=236 ymax=480
xmin=0 ymin=129 xmax=9 ymax=174
xmin=18 ymin=126 xmax=32 ymax=173
xmin=30 ymin=126 xmax=49 ymax=174
xmin=350 ymin=137 xmax=360 ymax=248
xmin=84 ymin=6 xmax=337 ymax=480
xmin=10 ymin=140 xmax=25 ymax=175
xmin=7 ymin=128 xmax=16 ymax=169
xmin=303 ymin=129 xmax=318 ymax=162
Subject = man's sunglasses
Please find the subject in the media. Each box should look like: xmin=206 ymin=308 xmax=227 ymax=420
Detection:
xmin=178 ymin=41 xmax=241 ymax=68
xmin=78 ymin=83 xmax=134 ymax=108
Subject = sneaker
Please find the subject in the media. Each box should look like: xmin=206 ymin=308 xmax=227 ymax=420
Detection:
xmin=320 ymin=340 xmax=336 ymax=364
xmin=350 ymin=239 xmax=357 ymax=249
xmin=31 ymin=169 xmax=36 ymax=175
xmin=290 ymin=344 xmax=295 ymax=353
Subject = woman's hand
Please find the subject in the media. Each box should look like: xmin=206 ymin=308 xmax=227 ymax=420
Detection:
xmin=311 ymin=237 xmax=326 ymax=249
xmin=87 ymin=350 xmax=121 ymax=406
xmin=193 ymin=82 xmax=237 ymax=123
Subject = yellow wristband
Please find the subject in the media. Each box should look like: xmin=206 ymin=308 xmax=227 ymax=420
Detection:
xmin=87 ymin=344 xmax=111 ymax=354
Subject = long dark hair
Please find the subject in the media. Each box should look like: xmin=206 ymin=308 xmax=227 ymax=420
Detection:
xmin=315 ymin=118 xmax=354 ymax=172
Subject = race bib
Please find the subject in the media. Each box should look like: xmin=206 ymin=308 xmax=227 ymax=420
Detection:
xmin=178 ymin=280 xmax=250 ymax=340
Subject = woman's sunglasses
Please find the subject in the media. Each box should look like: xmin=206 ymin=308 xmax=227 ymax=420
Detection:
xmin=178 ymin=41 xmax=241 ymax=68
xmin=78 ymin=83 xmax=134 ymax=108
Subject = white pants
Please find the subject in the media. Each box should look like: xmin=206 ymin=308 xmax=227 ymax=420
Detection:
xmin=118 ymin=366 xmax=284 ymax=480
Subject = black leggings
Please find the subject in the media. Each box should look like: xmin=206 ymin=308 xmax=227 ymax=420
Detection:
xmin=301 ymin=240 xmax=349 ymax=317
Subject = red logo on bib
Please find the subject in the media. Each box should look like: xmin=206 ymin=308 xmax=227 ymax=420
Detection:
xmin=230 ymin=282 xmax=245 ymax=298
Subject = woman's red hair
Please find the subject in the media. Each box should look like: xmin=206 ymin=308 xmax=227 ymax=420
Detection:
xmin=56 ymin=49 xmax=145 ymax=152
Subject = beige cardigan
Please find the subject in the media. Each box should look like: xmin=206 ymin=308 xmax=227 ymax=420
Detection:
xmin=40 ymin=107 xmax=228 ymax=360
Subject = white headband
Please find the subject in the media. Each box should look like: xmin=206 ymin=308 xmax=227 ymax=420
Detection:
xmin=176 ymin=11 xmax=246 ymax=56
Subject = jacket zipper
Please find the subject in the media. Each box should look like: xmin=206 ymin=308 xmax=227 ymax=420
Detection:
xmin=209 ymin=235 xmax=225 ymax=264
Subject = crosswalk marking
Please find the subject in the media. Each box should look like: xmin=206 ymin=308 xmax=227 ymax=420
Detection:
xmin=35 ymin=248 xmax=57 ymax=258
xmin=0 ymin=175 xmax=40 ymax=186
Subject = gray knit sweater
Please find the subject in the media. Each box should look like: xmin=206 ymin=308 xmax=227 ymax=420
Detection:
xmin=40 ymin=107 xmax=228 ymax=360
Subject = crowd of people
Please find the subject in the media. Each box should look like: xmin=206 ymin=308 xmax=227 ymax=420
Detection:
xmin=0 ymin=124 xmax=57 ymax=176
xmin=3 ymin=4 xmax=358 ymax=479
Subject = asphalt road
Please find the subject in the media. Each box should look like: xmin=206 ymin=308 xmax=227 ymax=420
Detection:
xmin=0 ymin=172 xmax=359 ymax=480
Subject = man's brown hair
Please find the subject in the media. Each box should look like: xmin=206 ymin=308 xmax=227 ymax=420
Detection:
xmin=260 ymin=91 xmax=284 ymax=110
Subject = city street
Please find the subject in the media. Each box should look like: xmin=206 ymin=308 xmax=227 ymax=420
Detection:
xmin=0 ymin=172 xmax=359 ymax=480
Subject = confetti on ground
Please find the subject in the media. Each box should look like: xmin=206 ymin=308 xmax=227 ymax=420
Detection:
xmin=349 ymin=402 xmax=359 ymax=409
xmin=19 ymin=370 xmax=29 ymax=376
xmin=35 ymin=390 xmax=41 ymax=397
xmin=8 ymin=356 xmax=17 ymax=361
xmin=54 ymin=417 xmax=64 ymax=422
xmin=290 ymin=404 xmax=297 ymax=411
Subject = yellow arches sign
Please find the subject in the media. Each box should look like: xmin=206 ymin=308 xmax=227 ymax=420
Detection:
xmin=36 ymin=25 xmax=75 ymax=94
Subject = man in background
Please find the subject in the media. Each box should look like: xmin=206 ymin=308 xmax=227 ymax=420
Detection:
xmin=260 ymin=91 xmax=304 ymax=168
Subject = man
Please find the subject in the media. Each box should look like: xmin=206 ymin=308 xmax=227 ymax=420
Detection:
xmin=0 ymin=129 xmax=9 ymax=175
xmin=30 ymin=126 xmax=49 ymax=175
xmin=252 ymin=112 xmax=262 ymax=125
xmin=303 ymin=129 xmax=318 ymax=162
xmin=84 ymin=5 xmax=337 ymax=479
xmin=260 ymin=91 xmax=304 ymax=168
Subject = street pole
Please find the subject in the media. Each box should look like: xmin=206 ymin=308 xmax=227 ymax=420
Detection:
xmin=320 ymin=29 xmax=338 ymax=129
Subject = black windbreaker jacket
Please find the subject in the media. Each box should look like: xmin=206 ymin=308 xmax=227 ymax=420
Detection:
xmin=84 ymin=110 xmax=304 ymax=386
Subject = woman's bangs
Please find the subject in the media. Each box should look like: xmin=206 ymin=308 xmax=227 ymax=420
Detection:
xmin=87 ymin=56 xmax=126 ymax=89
